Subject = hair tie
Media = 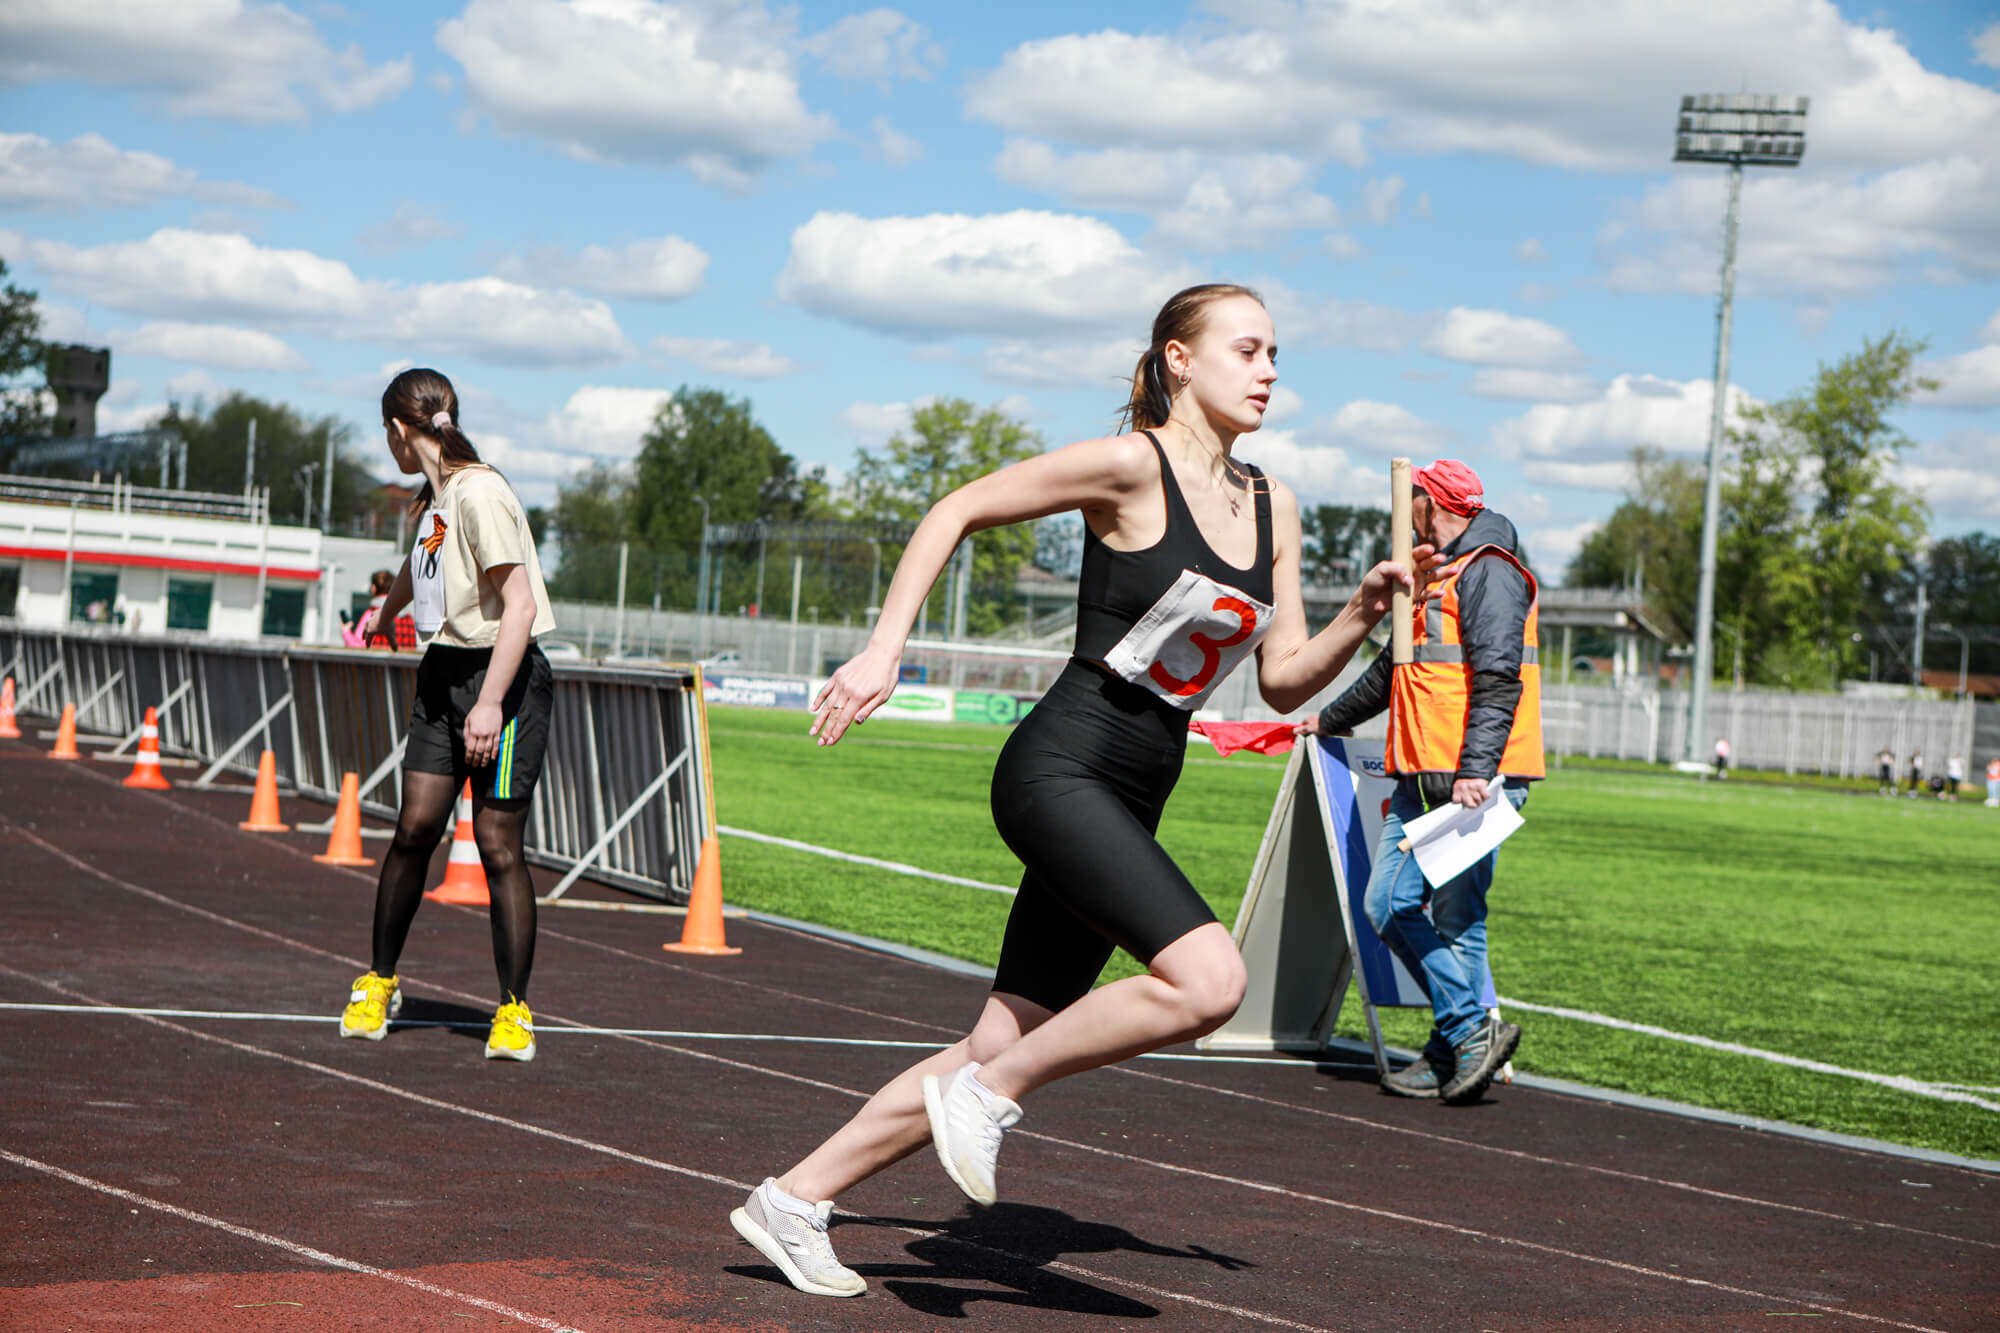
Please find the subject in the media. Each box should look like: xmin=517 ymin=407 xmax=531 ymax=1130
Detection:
xmin=431 ymin=410 xmax=452 ymax=430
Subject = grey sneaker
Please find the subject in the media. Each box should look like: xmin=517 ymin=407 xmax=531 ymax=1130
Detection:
xmin=729 ymin=1179 xmax=865 ymax=1297
xmin=923 ymin=1063 xmax=1022 ymax=1206
xmin=1380 ymin=1055 xmax=1446 ymax=1099
xmin=1440 ymin=1018 xmax=1522 ymax=1105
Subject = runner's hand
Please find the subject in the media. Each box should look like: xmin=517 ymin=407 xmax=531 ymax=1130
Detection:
xmin=464 ymin=700 xmax=505 ymax=767
xmin=810 ymin=646 xmax=900 ymax=747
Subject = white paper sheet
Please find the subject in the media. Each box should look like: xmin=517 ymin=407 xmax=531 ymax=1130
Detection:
xmin=1400 ymin=779 xmax=1525 ymax=886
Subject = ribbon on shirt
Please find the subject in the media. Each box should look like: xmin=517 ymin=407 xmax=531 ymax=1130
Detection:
xmin=1187 ymin=719 xmax=1299 ymax=757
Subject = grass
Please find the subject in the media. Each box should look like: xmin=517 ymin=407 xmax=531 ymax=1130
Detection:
xmin=706 ymin=705 xmax=2000 ymax=1160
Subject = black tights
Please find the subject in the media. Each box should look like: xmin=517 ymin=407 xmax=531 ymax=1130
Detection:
xmin=369 ymin=769 xmax=537 ymax=1003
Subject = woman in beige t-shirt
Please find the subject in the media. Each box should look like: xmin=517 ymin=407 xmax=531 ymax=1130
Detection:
xmin=339 ymin=367 xmax=557 ymax=1063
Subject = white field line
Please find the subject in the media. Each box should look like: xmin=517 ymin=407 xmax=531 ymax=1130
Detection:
xmin=719 ymin=823 xmax=1993 ymax=1114
xmin=0 ymin=1149 xmax=589 ymax=1332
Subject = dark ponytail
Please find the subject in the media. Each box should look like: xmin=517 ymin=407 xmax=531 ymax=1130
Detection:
xmin=1118 ymin=283 xmax=1264 ymax=433
xmin=382 ymin=367 xmax=484 ymax=517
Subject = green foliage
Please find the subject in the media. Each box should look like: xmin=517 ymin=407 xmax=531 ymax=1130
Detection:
xmin=1864 ymin=530 xmax=2000 ymax=678
xmin=0 ymin=258 xmax=49 ymax=441
xmin=847 ymin=398 xmax=1042 ymax=635
xmin=161 ymin=392 xmax=372 ymax=530
xmin=1720 ymin=333 xmax=1932 ymax=688
xmin=1300 ymin=503 xmax=1390 ymax=586
xmin=1566 ymin=447 xmax=1702 ymax=643
xmin=709 ymin=705 xmax=2000 ymax=1157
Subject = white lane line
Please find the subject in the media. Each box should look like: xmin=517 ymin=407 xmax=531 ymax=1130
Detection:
xmin=0 ymin=1149 xmax=589 ymax=1333
xmin=1498 ymin=997 xmax=2000 ymax=1114
xmin=8 ymin=815 xmax=1984 ymax=1264
xmin=718 ymin=824 xmax=1017 ymax=895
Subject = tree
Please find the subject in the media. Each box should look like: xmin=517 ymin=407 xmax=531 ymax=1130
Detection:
xmin=1864 ymin=531 xmax=2000 ymax=679
xmin=0 ymin=258 xmax=49 ymax=442
xmin=847 ymin=398 xmax=1042 ymax=635
xmin=1299 ymin=504 xmax=1390 ymax=586
xmin=160 ymin=392 xmax=373 ymax=531
xmin=545 ymin=462 xmax=634 ymax=602
xmin=1566 ymin=447 xmax=1703 ymax=643
xmin=628 ymin=387 xmax=823 ymax=554
xmin=1717 ymin=333 xmax=1932 ymax=689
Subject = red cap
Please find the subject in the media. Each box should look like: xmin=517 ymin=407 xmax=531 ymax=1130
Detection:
xmin=1413 ymin=459 xmax=1485 ymax=516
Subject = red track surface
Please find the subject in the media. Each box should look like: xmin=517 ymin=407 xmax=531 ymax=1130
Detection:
xmin=2 ymin=732 xmax=1994 ymax=1332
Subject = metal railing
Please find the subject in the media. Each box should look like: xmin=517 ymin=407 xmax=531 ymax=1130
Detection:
xmin=0 ymin=620 xmax=710 ymax=903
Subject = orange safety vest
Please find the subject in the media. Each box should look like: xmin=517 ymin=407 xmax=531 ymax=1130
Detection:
xmin=1386 ymin=543 xmax=1545 ymax=779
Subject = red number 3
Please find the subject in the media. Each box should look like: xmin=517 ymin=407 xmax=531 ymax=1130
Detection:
xmin=1149 ymin=597 xmax=1258 ymax=698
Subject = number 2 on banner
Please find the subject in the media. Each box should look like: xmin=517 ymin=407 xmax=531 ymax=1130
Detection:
xmin=1149 ymin=597 xmax=1258 ymax=698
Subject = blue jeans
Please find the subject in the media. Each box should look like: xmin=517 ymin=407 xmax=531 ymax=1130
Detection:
xmin=1365 ymin=781 xmax=1530 ymax=1054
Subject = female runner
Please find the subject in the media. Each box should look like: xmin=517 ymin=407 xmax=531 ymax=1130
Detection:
xmin=337 ymin=367 xmax=559 ymax=1062
xmin=730 ymin=284 xmax=1429 ymax=1296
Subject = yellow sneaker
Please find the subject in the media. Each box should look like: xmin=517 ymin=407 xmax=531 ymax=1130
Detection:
xmin=339 ymin=971 xmax=400 ymax=1040
xmin=485 ymin=997 xmax=535 ymax=1062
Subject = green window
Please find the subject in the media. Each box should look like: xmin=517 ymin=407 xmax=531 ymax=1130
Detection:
xmin=70 ymin=570 xmax=119 ymax=623
xmin=166 ymin=578 xmax=213 ymax=632
xmin=261 ymin=585 xmax=307 ymax=638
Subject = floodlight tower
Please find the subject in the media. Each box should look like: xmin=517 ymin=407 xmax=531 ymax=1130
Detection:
xmin=1672 ymin=93 xmax=1807 ymax=768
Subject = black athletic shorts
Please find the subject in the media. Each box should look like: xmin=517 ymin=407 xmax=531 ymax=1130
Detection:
xmin=987 ymin=659 xmax=1217 ymax=1013
xmin=404 ymin=643 xmax=554 ymax=803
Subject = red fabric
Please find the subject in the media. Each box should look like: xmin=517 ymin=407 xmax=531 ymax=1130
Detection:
xmin=1413 ymin=459 xmax=1485 ymax=516
xmin=1188 ymin=719 xmax=1298 ymax=757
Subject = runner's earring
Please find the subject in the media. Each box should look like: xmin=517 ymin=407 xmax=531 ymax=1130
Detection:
xmin=1177 ymin=369 xmax=1191 ymax=387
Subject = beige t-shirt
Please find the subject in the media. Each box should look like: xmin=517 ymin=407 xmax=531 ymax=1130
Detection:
xmin=408 ymin=466 xmax=556 ymax=649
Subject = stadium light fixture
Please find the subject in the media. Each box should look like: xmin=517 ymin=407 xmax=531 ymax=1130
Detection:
xmin=1675 ymin=93 xmax=1808 ymax=770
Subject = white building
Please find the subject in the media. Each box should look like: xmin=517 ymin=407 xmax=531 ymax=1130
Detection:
xmin=0 ymin=475 xmax=399 ymax=643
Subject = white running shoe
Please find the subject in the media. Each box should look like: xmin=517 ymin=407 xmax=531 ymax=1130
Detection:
xmin=729 ymin=1179 xmax=865 ymax=1298
xmin=923 ymin=1062 xmax=1022 ymax=1207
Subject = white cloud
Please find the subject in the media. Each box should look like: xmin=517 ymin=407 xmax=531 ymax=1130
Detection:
xmin=117 ymin=321 xmax=308 ymax=372
xmin=165 ymin=368 xmax=228 ymax=403
xmin=1515 ymin=238 xmax=1547 ymax=265
xmin=1424 ymin=307 xmax=1582 ymax=370
xmin=1978 ymin=24 xmax=2000 ymax=70
xmin=356 ymin=202 xmax=460 ymax=255
xmin=1322 ymin=400 xmax=1453 ymax=454
xmin=1492 ymin=374 xmax=1754 ymax=488
xmin=0 ymin=2 xmax=410 ymax=122
xmin=994 ymin=140 xmax=1337 ymax=250
xmin=652 ymin=335 xmax=796 ymax=380
xmin=803 ymin=9 xmax=940 ymax=87
xmin=543 ymin=385 xmax=674 ymax=457
xmin=0 ymin=132 xmax=284 ymax=211
xmin=437 ymin=0 xmax=832 ymax=186
xmin=1264 ymin=385 xmax=1304 ymax=424
xmin=837 ymin=398 xmax=931 ymax=449
xmin=5 ymin=227 xmax=629 ymax=368
xmin=1323 ymin=233 xmax=1363 ymax=261
xmin=1243 ymin=400 xmax=1453 ymax=501
xmin=1524 ymin=519 xmax=1604 ymax=580
xmin=778 ymin=210 xmax=1192 ymax=339
xmin=1467 ymin=368 xmax=1601 ymax=403
xmin=1897 ymin=429 xmax=2000 ymax=520
xmin=1362 ymin=175 xmax=1404 ymax=225
xmin=495 ymin=236 xmax=708 ymax=302
xmin=1916 ymin=318 xmax=2000 ymax=409
xmin=873 ymin=116 xmax=921 ymax=165
xmin=979 ymin=337 xmax=1141 ymax=390
xmin=1290 ymin=295 xmax=1430 ymax=354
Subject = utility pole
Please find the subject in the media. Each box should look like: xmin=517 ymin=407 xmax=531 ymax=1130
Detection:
xmin=245 ymin=417 xmax=257 ymax=494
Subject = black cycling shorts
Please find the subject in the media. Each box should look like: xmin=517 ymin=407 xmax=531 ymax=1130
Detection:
xmin=404 ymin=643 xmax=554 ymax=804
xmin=987 ymin=660 xmax=1218 ymax=1013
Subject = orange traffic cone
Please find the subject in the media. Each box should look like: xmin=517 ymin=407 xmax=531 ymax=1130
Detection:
xmin=121 ymin=706 xmax=173 ymax=789
xmin=313 ymin=771 xmax=373 ymax=867
xmin=239 ymin=750 xmax=290 ymax=831
xmin=664 ymin=836 xmax=741 ymax=955
xmin=426 ymin=781 xmax=489 ymax=904
xmin=50 ymin=704 xmax=80 ymax=760
xmin=0 ymin=677 xmax=20 ymax=739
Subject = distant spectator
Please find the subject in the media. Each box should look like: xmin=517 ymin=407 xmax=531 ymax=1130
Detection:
xmin=1946 ymin=754 xmax=1965 ymax=802
xmin=1877 ymin=747 xmax=1895 ymax=796
xmin=1713 ymin=736 xmax=1730 ymax=780
xmin=356 ymin=568 xmax=417 ymax=650
xmin=1907 ymin=749 xmax=1925 ymax=798
xmin=1985 ymin=756 xmax=1999 ymax=808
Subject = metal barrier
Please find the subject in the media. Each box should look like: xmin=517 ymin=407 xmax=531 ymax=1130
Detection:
xmin=0 ymin=620 xmax=711 ymax=903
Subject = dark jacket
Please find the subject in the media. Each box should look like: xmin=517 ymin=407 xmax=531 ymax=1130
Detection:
xmin=1316 ymin=508 xmax=1533 ymax=791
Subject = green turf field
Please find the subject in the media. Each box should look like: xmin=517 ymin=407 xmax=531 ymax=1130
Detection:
xmin=706 ymin=704 xmax=2000 ymax=1160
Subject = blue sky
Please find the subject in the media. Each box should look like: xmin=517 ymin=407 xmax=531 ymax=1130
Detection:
xmin=4 ymin=0 xmax=1998 ymax=579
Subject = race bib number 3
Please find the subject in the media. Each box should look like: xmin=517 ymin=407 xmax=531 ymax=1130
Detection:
xmin=1100 ymin=569 xmax=1274 ymax=711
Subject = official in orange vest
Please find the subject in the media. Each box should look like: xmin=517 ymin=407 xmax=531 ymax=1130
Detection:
xmin=1297 ymin=458 xmax=1542 ymax=1104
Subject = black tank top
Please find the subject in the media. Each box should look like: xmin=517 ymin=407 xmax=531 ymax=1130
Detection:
xmin=1072 ymin=431 xmax=1276 ymax=711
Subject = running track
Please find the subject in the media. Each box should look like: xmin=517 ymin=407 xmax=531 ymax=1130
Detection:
xmin=1 ymin=732 xmax=1993 ymax=1332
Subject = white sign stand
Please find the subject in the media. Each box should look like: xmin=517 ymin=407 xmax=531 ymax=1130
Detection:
xmin=1198 ymin=736 xmax=1497 ymax=1078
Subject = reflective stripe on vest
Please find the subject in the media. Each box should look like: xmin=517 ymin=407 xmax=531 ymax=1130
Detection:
xmin=1386 ymin=543 xmax=1545 ymax=779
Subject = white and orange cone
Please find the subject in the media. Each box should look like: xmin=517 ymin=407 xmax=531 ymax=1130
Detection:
xmin=50 ymin=704 xmax=81 ymax=760
xmin=0 ymin=676 xmax=21 ymax=739
xmin=312 ymin=771 xmax=374 ymax=867
xmin=425 ymin=780 xmax=489 ymax=904
xmin=122 ymin=706 xmax=173 ymax=790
